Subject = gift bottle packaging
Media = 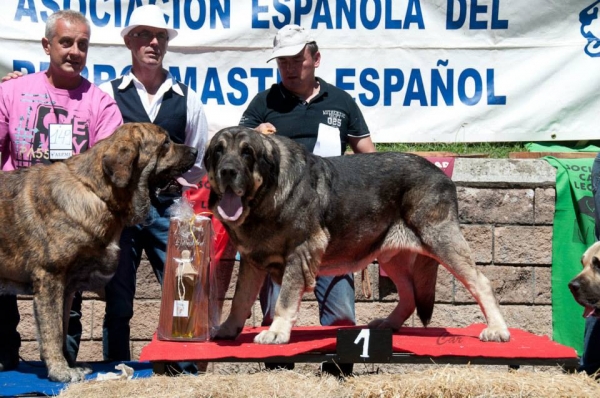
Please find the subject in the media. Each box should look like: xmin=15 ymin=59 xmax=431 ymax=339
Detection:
xmin=157 ymin=201 xmax=220 ymax=341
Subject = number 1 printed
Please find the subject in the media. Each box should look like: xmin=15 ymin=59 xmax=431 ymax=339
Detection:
xmin=353 ymin=329 xmax=371 ymax=358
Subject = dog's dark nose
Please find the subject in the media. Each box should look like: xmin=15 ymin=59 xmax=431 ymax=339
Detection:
xmin=219 ymin=166 xmax=238 ymax=181
xmin=569 ymin=280 xmax=580 ymax=294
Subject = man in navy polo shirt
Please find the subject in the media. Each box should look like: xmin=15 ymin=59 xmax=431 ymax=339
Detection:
xmin=239 ymin=24 xmax=377 ymax=377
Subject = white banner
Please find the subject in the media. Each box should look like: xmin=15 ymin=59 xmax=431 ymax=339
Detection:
xmin=0 ymin=0 xmax=598 ymax=143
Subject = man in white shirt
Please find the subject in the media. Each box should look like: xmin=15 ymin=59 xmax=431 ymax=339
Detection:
xmin=98 ymin=5 xmax=207 ymax=372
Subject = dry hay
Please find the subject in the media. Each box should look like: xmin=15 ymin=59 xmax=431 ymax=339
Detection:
xmin=57 ymin=365 xmax=600 ymax=398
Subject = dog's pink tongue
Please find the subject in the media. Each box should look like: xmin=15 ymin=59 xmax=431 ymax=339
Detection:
xmin=217 ymin=189 xmax=243 ymax=221
xmin=584 ymin=306 xmax=596 ymax=318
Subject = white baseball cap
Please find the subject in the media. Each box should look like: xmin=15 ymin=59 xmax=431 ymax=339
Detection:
xmin=120 ymin=5 xmax=178 ymax=40
xmin=267 ymin=25 xmax=314 ymax=62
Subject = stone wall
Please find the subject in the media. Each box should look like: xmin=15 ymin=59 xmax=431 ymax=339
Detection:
xmin=15 ymin=158 xmax=558 ymax=362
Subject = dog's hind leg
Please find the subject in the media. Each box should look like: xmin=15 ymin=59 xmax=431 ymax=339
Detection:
xmin=425 ymin=221 xmax=510 ymax=342
xmin=369 ymin=251 xmax=419 ymax=330
xmin=62 ymin=291 xmax=91 ymax=374
xmin=33 ymin=274 xmax=88 ymax=382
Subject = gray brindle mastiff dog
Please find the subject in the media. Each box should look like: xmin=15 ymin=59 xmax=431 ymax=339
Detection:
xmin=205 ymin=126 xmax=510 ymax=345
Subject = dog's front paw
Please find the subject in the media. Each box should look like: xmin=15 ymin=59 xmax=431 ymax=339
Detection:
xmin=367 ymin=317 xmax=401 ymax=330
xmin=47 ymin=364 xmax=87 ymax=383
xmin=213 ymin=320 xmax=243 ymax=340
xmin=254 ymin=329 xmax=290 ymax=344
xmin=77 ymin=362 xmax=93 ymax=375
xmin=479 ymin=327 xmax=511 ymax=342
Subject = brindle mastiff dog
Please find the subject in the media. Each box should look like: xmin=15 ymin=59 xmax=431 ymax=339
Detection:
xmin=569 ymin=241 xmax=600 ymax=318
xmin=205 ymin=126 xmax=510 ymax=345
xmin=0 ymin=122 xmax=197 ymax=382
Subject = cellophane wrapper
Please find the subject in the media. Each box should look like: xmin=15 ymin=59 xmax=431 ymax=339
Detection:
xmin=157 ymin=197 xmax=220 ymax=341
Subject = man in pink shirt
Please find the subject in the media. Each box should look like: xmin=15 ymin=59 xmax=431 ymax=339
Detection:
xmin=0 ymin=9 xmax=122 ymax=371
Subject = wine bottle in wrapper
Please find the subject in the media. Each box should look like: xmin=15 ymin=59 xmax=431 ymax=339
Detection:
xmin=172 ymin=250 xmax=198 ymax=338
xmin=157 ymin=208 xmax=215 ymax=341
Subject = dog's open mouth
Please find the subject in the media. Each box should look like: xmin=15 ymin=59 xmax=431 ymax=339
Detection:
xmin=217 ymin=188 xmax=243 ymax=222
xmin=583 ymin=305 xmax=600 ymax=318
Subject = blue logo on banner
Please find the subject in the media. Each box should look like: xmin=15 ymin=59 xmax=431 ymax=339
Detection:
xmin=580 ymin=1 xmax=600 ymax=57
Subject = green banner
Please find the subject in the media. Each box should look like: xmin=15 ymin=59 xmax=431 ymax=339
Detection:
xmin=526 ymin=142 xmax=600 ymax=153
xmin=545 ymin=157 xmax=595 ymax=356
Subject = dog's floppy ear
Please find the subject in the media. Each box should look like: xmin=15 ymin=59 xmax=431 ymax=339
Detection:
xmin=102 ymin=141 xmax=138 ymax=188
xmin=204 ymin=132 xmax=225 ymax=173
xmin=258 ymin=141 xmax=280 ymax=185
xmin=203 ymin=145 xmax=212 ymax=173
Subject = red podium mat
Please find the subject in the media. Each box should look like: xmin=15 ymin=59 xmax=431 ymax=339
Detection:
xmin=140 ymin=324 xmax=579 ymax=373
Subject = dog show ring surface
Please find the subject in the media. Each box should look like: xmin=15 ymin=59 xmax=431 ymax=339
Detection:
xmin=140 ymin=324 xmax=579 ymax=374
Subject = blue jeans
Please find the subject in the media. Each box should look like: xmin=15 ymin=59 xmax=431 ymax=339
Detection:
xmin=580 ymin=153 xmax=600 ymax=374
xmin=0 ymin=292 xmax=82 ymax=365
xmin=103 ymin=199 xmax=172 ymax=361
xmin=259 ymin=274 xmax=356 ymax=327
xmin=581 ymin=317 xmax=600 ymax=375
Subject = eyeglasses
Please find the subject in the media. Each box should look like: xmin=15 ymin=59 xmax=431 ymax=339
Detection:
xmin=129 ymin=30 xmax=169 ymax=42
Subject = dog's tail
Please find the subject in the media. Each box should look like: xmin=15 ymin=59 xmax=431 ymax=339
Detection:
xmin=412 ymin=255 xmax=439 ymax=327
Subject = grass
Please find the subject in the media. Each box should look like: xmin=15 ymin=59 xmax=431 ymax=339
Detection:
xmin=375 ymin=142 xmax=527 ymax=158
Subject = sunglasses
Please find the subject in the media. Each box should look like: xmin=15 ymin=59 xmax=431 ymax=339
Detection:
xmin=129 ymin=30 xmax=169 ymax=42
